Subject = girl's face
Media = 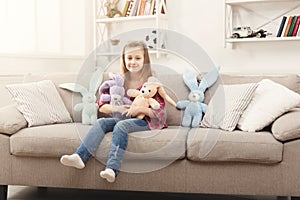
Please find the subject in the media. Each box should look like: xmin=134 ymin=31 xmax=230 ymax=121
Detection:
xmin=124 ymin=48 xmax=144 ymax=73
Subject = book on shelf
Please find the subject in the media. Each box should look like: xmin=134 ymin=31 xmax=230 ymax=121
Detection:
xmin=125 ymin=0 xmax=134 ymax=17
xmin=122 ymin=0 xmax=130 ymax=17
xmin=283 ymin=16 xmax=293 ymax=37
xmin=131 ymin=0 xmax=140 ymax=16
xmin=287 ymin=16 xmax=298 ymax=36
xmin=138 ymin=0 xmax=147 ymax=16
xmin=292 ymin=16 xmax=300 ymax=36
xmin=276 ymin=16 xmax=287 ymax=37
xmin=143 ymin=0 xmax=152 ymax=15
xmin=150 ymin=0 xmax=156 ymax=15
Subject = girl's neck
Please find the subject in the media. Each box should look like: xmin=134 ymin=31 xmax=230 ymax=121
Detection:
xmin=125 ymin=72 xmax=145 ymax=90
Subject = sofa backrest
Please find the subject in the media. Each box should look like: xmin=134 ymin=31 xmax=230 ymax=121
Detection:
xmin=20 ymin=72 xmax=300 ymax=126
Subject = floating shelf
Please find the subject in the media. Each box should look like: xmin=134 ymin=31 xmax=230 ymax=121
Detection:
xmin=226 ymin=36 xmax=300 ymax=43
xmin=96 ymin=14 xmax=167 ymax=24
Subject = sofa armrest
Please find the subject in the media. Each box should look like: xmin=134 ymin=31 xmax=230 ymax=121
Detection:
xmin=0 ymin=104 xmax=27 ymax=135
xmin=271 ymin=108 xmax=300 ymax=142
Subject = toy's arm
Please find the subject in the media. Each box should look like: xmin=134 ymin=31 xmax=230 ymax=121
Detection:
xmin=74 ymin=103 xmax=84 ymax=112
xmin=200 ymin=103 xmax=208 ymax=113
xmin=122 ymin=97 xmax=132 ymax=105
xmin=127 ymin=89 xmax=140 ymax=98
xmin=148 ymin=98 xmax=160 ymax=110
xmin=176 ymin=100 xmax=190 ymax=110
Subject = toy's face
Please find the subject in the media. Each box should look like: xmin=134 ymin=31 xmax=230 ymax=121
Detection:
xmin=111 ymin=94 xmax=121 ymax=102
xmin=140 ymin=84 xmax=157 ymax=98
xmin=83 ymin=94 xmax=96 ymax=104
xmin=188 ymin=92 xmax=202 ymax=102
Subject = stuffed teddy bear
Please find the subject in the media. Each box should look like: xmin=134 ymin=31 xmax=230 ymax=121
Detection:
xmin=127 ymin=77 xmax=177 ymax=119
xmin=104 ymin=0 xmax=122 ymax=18
xmin=59 ymin=67 xmax=104 ymax=125
xmin=99 ymin=73 xmax=132 ymax=119
xmin=176 ymin=67 xmax=220 ymax=128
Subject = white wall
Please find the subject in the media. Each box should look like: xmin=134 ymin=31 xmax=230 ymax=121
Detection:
xmin=168 ymin=0 xmax=300 ymax=74
xmin=0 ymin=0 xmax=299 ymax=75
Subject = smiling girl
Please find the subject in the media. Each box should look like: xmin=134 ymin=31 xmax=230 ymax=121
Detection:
xmin=60 ymin=41 xmax=168 ymax=183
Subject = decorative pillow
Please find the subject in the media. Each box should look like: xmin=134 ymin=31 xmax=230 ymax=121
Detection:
xmin=237 ymin=79 xmax=300 ymax=132
xmin=271 ymin=108 xmax=300 ymax=141
xmin=0 ymin=104 xmax=27 ymax=135
xmin=201 ymin=83 xmax=258 ymax=131
xmin=6 ymin=80 xmax=72 ymax=127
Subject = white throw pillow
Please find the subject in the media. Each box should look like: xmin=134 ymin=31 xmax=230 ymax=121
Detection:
xmin=6 ymin=80 xmax=72 ymax=127
xmin=201 ymin=83 xmax=258 ymax=131
xmin=237 ymin=79 xmax=300 ymax=132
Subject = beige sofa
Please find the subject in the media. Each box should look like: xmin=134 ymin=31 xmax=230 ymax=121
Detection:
xmin=1 ymin=72 xmax=300 ymax=200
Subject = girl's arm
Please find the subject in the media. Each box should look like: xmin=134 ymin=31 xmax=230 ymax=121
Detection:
xmin=99 ymin=104 xmax=129 ymax=114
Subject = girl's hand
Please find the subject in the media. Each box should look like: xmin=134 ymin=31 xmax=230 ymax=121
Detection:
xmin=112 ymin=105 xmax=130 ymax=114
xmin=122 ymin=105 xmax=145 ymax=117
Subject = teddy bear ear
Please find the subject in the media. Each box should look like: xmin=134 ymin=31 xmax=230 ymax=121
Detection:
xmin=147 ymin=77 xmax=162 ymax=86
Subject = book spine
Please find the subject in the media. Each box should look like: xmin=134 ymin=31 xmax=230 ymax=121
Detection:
xmin=126 ymin=0 xmax=134 ymax=17
xmin=287 ymin=16 xmax=298 ymax=36
xmin=138 ymin=0 xmax=147 ymax=16
xmin=144 ymin=0 xmax=152 ymax=15
xmin=122 ymin=0 xmax=130 ymax=17
xmin=132 ymin=0 xmax=140 ymax=16
xmin=129 ymin=0 xmax=137 ymax=16
xmin=149 ymin=0 xmax=156 ymax=15
xmin=276 ymin=16 xmax=287 ymax=37
xmin=284 ymin=16 xmax=293 ymax=37
xmin=292 ymin=16 xmax=300 ymax=36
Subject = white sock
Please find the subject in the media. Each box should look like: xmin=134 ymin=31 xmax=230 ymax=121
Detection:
xmin=60 ymin=154 xmax=85 ymax=169
xmin=100 ymin=168 xmax=115 ymax=183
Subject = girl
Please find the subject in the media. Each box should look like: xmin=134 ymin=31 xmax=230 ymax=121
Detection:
xmin=60 ymin=41 xmax=168 ymax=183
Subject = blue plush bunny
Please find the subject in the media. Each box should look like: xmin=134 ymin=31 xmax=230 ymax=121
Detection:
xmin=176 ymin=67 xmax=220 ymax=127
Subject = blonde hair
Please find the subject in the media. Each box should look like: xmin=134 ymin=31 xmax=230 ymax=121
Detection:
xmin=120 ymin=41 xmax=152 ymax=85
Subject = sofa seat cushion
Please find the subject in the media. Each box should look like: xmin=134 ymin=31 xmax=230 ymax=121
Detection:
xmin=187 ymin=128 xmax=283 ymax=164
xmin=10 ymin=123 xmax=188 ymax=161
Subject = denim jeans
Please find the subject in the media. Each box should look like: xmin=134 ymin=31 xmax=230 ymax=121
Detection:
xmin=76 ymin=117 xmax=150 ymax=175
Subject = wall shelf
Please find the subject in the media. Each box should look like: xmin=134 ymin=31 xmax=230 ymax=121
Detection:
xmin=224 ymin=0 xmax=300 ymax=47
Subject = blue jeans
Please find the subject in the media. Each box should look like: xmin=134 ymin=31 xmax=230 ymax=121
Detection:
xmin=76 ymin=118 xmax=150 ymax=176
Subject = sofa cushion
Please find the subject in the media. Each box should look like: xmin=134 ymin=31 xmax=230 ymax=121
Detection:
xmin=237 ymin=79 xmax=300 ymax=132
xmin=23 ymin=73 xmax=84 ymax=122
xmin=187 ymin=128 xmax=283 ymax=164
xmin=201 ymin=83 xmax=257 ymax=131
xmin=10 ymin=123 xmax=188 ymax=161
xmin=0 ymin=104 xmax=27 ymax=135
xmin=271 ymin=108 xmax=300 ymax=142
xmin=6 ymin=80 xmax=72 ymax=127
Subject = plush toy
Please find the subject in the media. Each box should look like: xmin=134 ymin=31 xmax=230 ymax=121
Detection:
xmin=127 ymin=77 xmax=176 ymax=119
xmin=176 ymin=67 xmax=220 ymax=128
xmin=59 ymin=68 xmax=103 ymax=125
xmin=99 ymin=73 xmax=132 ymax=119
xmin=104 ymin=0 xmax=122 ymax=18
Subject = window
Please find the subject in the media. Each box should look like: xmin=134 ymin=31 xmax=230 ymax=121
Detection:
xmin=0 ymin=0 xmax=86 ymax=56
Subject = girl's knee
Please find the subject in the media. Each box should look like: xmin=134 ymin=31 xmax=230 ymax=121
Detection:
xmin=114 ymin=121 xmax=128 ymax=133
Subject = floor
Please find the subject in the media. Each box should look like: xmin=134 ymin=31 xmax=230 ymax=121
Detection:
xmin=7 ymin=186 xmax=284 ymax=200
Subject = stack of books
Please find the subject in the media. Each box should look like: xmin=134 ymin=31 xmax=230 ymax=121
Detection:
xmin=276 ymin=15 xmax=300 ymax=37
xmin=122 ymin=0 xmax=163 ymax=17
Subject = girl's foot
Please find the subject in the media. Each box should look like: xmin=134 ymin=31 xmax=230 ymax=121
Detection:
xmin=100 ymin=168 xmax=115 ymax=183
xmin=60 ymin=154 xmax=85 ymax=169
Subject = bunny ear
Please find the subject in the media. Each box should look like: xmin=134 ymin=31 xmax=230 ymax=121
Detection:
xmin=89 ymin=67 xmax=104 ymax=94
xmin=114 ymin=74 xmax=125 ymax=87
xmin=59 ymin=83 xmax=88 ymax=96
xmin=183 ymin=69 xmax=198 ymax=91
xmin=198 ymin=66 xmax=220 ymax=92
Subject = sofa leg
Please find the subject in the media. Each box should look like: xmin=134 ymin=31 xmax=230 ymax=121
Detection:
xmin=0 ymin=185 xmax=8 ymax=200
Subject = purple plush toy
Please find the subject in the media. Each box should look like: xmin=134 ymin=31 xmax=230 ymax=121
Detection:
xmin=99 ymin=72 xmax=132 ymax=119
